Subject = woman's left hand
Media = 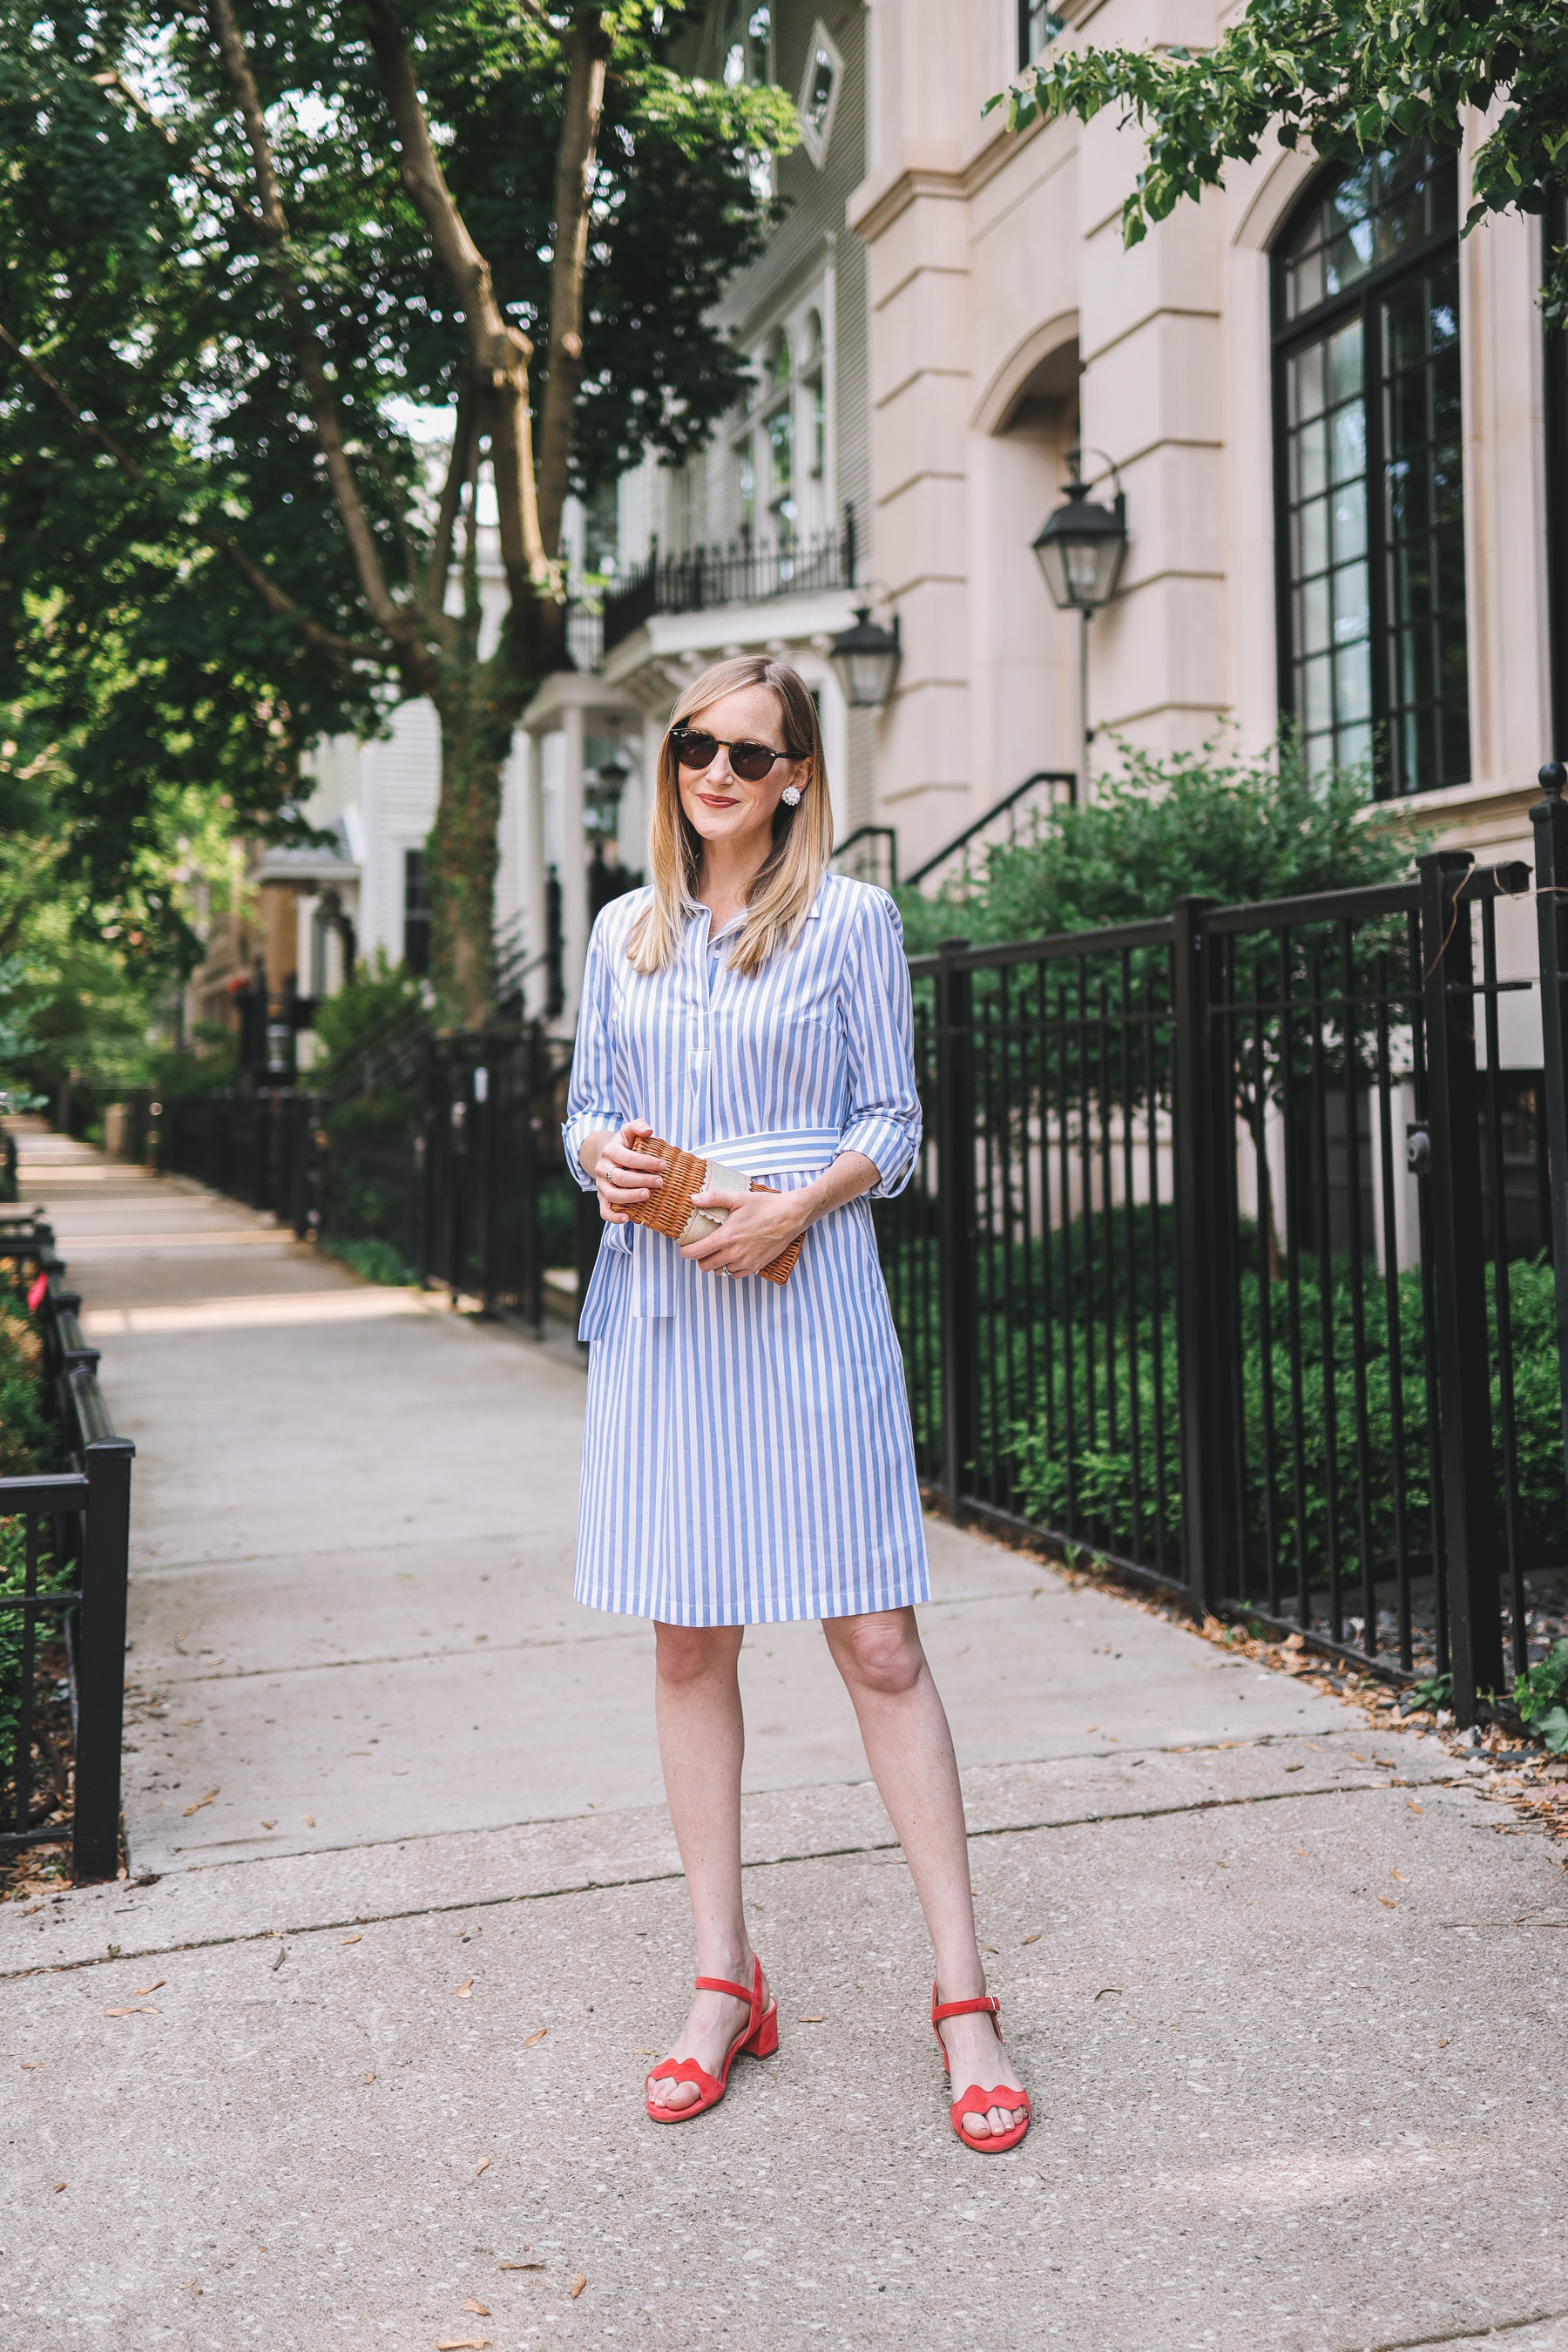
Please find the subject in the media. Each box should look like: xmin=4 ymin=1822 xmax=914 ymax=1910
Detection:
xmin=679 ymin=1185 xmax=806 ymax=1279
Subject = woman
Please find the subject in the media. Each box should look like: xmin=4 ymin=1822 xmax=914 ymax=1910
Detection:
xmin=563 ymin=654 xmax=1030 ymax=2153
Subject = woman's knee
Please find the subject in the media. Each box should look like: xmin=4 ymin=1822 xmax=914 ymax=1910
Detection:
xmin=828 ymin=1609 xmax=925 ymax=1699
xmin=654 ymin=1622 xmax=743 ymax=1690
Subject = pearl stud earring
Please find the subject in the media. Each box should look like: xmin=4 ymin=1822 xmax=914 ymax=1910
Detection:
xmin=781 ymin=783 xmax=803 ymax=808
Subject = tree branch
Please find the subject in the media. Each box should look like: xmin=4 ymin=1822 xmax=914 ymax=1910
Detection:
xmin=535 ymin=12 xmax=611 ymax=560
xmin=204 ymin=0 xmax=432 ymax=686
xmin=0 ymin=321 xmax=382 ymax=665
xmin=91 ymin=69 xmax=271 ymax=240
xmin=423 ymin=368 xmax=478 ymax=621
xmin=359 ymin=0 xmax=552 ymax=642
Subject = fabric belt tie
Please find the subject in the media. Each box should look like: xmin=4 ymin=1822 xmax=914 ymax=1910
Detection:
xmin=578 ymin=1127 xmax=842 ymax=1339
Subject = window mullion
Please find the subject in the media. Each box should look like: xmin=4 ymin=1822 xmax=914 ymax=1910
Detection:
xmin=1364 ymin=287 xmax=1393 ymax=801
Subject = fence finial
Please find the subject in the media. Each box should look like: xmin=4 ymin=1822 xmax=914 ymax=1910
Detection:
xmin=1540 ymin=760 xmax=1567 ymax=801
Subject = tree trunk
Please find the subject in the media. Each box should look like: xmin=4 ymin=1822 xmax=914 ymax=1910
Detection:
xmin=428 ymin=651 xmax=517 ymax=1030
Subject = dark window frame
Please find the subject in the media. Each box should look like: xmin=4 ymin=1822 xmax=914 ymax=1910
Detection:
xmin=1272 ymin=152 xmax=1469 ymax=800
xmin=402 ymin=845 xmax=431 ymax=977
xmin=1017 ymin=0 xmax=1058 ymax=69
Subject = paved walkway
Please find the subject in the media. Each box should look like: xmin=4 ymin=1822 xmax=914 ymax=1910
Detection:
xmin=3 ymin=1122 xmax=1567 ymax=2352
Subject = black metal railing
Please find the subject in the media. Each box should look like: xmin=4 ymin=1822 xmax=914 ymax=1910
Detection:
xmin=879 ymin=774 xmax=1568 ymax=1725
xmin=902 ymin=770 xmax=1079 ymax=895
xmin=832 ymin=825 xmax=898 ymax=889
xmin=0 ymin=1210 xmax=133 ymax=1880
xmin=603 ymin=508 xmax=857 ymax=653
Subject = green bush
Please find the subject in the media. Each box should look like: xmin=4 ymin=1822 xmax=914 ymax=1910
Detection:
xmin=0 ymin=1283 xmax=64 ymax=1795
xmin=312 ymin=952 xmax=427 ymax=1069
xmin=318 ymin=1234 xmax=416 ymax=1287
xmin=149 ymin=1021 xmax=240 ymax=1098
xmin=0 ymin=1513 xmax=71 ymax=1789
xmin=898 ymin=733 xmax=1412 ymax=955
xmin=1515 ymin=1639 xmax=1568 ymax=1752
xmin=0 ymin=1294 xmax=56 ymax=1481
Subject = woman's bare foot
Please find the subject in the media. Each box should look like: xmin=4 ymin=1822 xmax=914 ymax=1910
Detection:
xmin=935 ymin=1990 xmax=1029 ymax=2140
xmin=645 ymin=1958 xmax=767 ymax=2113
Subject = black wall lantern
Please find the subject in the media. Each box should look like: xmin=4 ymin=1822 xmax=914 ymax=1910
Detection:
xmin=829 ymin=605 xmax=902 ymax=711
xmin=1031 ymin=447 xmax=1128 ymax=796
xmin=1031 ymin=449 xmax=1128 ymax=612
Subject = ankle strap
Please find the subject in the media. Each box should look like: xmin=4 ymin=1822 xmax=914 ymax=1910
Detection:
xmin=696 ymin=1972 xmax=754 ymax=2004
xmin=932 ymin=1992 xmax=1000 ymax=2024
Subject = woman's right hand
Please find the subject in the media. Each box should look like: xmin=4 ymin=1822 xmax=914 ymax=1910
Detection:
xmin=580 ymin=1121 xmax=666 ymax=1224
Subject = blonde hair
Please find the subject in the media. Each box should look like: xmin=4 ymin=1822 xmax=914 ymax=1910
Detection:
xmin=625 ymin=655 xmax=833 ymax=979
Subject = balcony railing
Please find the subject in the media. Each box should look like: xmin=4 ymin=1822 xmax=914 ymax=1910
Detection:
xmin=603 ymin=508 xmax=857 ymax=654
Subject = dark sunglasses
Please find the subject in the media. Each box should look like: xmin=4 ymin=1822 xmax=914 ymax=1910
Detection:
xmin=670 ymin=726 xmax=807 ymax=785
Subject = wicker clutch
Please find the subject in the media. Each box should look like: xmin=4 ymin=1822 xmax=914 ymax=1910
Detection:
xmin=625 ymin=1136 xmax=802 ymax=1287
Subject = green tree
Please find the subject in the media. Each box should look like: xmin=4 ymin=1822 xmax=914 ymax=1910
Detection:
xmin=0 ymin=3 xmax=797 ymax=1024
xmin=990 ymin=1 xmax=1568 ymax=321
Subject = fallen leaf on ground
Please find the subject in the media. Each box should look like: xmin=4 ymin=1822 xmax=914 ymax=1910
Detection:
xmin=978 ymin=1942 xmax=997 ymax=1954
xmin=436 ymin=2340 xmax=490 ymax=2350
xmin=635 ymin=2048 xmax=655 ymax=2057
xmin=340 ymin=1933 xmax=362 ymax=1945
xmin=474 ymin=2157 xmax=490 ymax=2177
xmin=798 ymin=2013 xmax=825 ymax=2024
xmin=1294 ymin=1848 xmax=1309 ymax=1857
xmin=134 ymin=1981 xmax=164 ymax=1997
xmin=362 ymin=2072 xmax=375 ymax=2084
xmin=19 ymin=2061 xmax=44 ymax=2070
xmin=456 ymin=1978 xmax=474 ymax=1999
xmin=1439 ymin=2037 xmax=1450 ymax=2048
xmin=1390 ymin=1869 xmax=1409 ymax=1882
xmin=462 ymin=2301 xmax=490 ymax=2316
xmin=1094 ymin=1986 xmax=1123 ymax=1999
xmin=260 ymin=1821 xmax=275 ymax=1829
xmin=1377 ymin=1895 xmax=1396 ymax=1909
xmin=303 ymin=1815 xmax=314 ymax=1827
xmin=182 ymin=1788 xmax=220 ymax=1818
xmin=524 ymin=2026 xmax=546 ymax=2045
xmin=1348 ymin=1754 xmax=1367 ymax=1764
xmin=177 ymin=1717 xmax=201 ymax=1727
xmin=22 ymin=1903 xmax=42 ymax=1916
xmin=270 ymin=1947 xmax=286 ymax=1972
xmin=1408 ymin=1800 xmax=1423 ymax=1814
xmin=570 ymin=2276 xmax=587 ymax=2300
xmin=1022 ymin=1933 xmax=1042 ymax=1945
xmin=499 ymin=2261 xmax=544 ymax=2271
xmin=103 ymin=2004 xmax=157 ymax=2017
xmin=53 ymin=2180 xmax=65 ymax=2193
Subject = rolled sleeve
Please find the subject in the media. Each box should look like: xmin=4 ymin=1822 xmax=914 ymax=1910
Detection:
xmin=561 ymin=916 xmax=622 ymax=1191
xmin=837 ymin=889 xmax=923 ymax=1200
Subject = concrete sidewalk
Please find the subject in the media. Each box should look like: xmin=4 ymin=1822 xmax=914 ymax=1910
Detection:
xmin=4 ymin=1125 xmax=1567 ymax=2352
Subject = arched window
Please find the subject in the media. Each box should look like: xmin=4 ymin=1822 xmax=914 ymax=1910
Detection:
xmin=1274 ymin=142 xmax=1468 ymax=796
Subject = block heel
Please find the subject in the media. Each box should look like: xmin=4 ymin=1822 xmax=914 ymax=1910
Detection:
xmin=645 ymin=1956 xmax=777 ymax=2122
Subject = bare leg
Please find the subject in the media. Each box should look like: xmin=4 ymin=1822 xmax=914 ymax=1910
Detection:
xmin=822 ymin=1608 xmax=1026 ymax=2139
xmin=645 ymin=1622 xmax=770 ymax=2112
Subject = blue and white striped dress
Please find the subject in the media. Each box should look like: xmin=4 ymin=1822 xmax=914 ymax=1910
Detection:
xmin=561 ymin=872 xmax=929 ymax=1626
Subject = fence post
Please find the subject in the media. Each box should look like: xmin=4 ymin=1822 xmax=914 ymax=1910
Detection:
xmin=1419 ymin=848 xmax=1504 ymax=1721
xmin=935 ymin=941 xmax=978 ymax=1519
xmin=1531 ymin=761 xmax=1568 ymax=1508
xmin=71 ymin=1431 xmax=134 ymax=1882
xmin=1170 ymin=898 xmax=1242 ymax=1615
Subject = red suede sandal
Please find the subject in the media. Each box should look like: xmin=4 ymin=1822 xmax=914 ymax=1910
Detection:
xmin=645 ymin=1956 xmax=779 ymax=2123
xmin=931 ymin=1986 xmax=1032 ymax=2154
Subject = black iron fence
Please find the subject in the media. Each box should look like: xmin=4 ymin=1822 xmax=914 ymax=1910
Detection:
xmin=158 ymin=1013 xmax=585 ymax=1335
xmin=878 ymin=768 xmax=1568 ymax=1726
xmin=0 ymin=1210 xmax=133 ymax=1880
